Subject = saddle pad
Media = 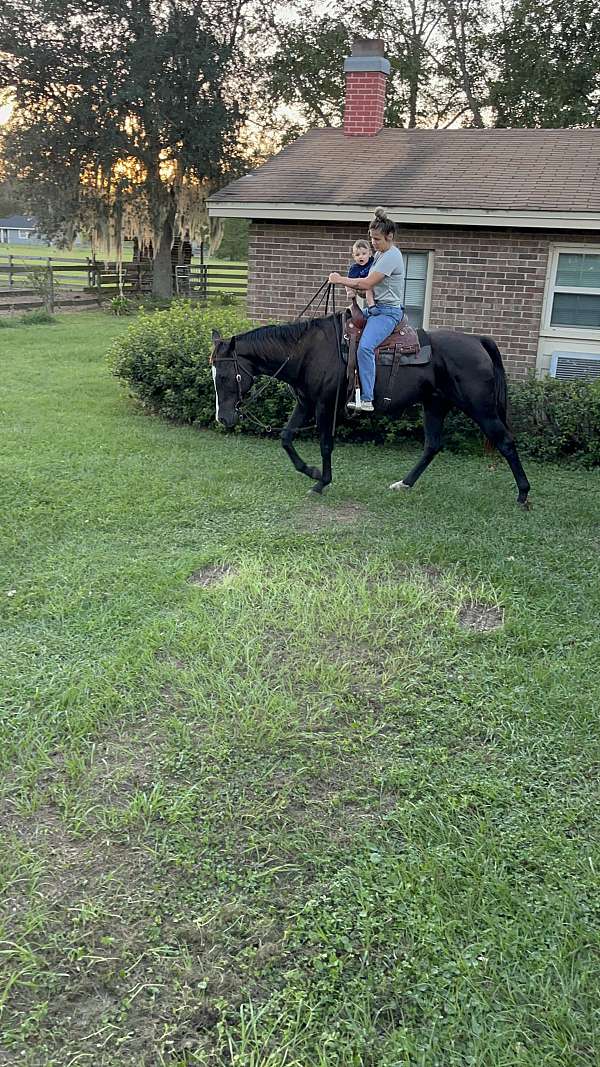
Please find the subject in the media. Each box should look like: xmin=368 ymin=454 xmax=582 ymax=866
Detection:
xmin=377 ymin=344 xmax=432 ymax=367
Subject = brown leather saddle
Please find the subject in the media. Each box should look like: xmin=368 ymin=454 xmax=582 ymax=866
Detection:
xmin=343 ymin=299 xmax=431 ymax=408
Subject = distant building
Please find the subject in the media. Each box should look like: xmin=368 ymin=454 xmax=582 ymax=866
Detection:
xmin=0 ymin=215 xmax=38 ymax=244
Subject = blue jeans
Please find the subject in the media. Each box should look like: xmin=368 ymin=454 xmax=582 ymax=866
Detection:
xmin=357 ymin=304 xmax=404 ymax=401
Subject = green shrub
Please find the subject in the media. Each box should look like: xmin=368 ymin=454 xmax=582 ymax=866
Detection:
xmin=508 ymin=374 xmax=600 ymax=467
xmin=109 ymin=299 xmax=255 ymax=424
xmin=19 ymin=309 xmax=56 ymax=326
xmin=108 ymin=295 xmax=133 ymax=317
xmin=0 ymin=309 xmax=56 ymax=328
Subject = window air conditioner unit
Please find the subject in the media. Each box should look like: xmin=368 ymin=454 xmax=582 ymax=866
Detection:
xmin=549 ymin=351 xmax=600 ymax=381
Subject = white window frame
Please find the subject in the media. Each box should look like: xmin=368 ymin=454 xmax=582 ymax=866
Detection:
xmin=403 ymin=249 xmax=434 ymax=330
xmin=540 ymin=244 xmax=600 ymax=343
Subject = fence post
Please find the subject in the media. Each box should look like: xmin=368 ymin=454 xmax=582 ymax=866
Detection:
xmin=47 ymin=265 xmax=55 ymax=313
xmin=8 ymin=255 xmax=13 ymax=290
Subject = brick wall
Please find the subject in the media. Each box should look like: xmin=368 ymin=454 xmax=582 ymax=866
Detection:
xmin=247 ymin=220 xmax=600 ymax=379
xmin=343 ymin=71 xmax=387 ymax=135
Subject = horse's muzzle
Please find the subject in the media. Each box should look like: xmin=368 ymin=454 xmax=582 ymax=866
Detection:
xmin=217 ymin=411 xmax=239 ymax=430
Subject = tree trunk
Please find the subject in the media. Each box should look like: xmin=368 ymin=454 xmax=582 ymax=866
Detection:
xmin=152 ymin=214 xmax=175 ymax=298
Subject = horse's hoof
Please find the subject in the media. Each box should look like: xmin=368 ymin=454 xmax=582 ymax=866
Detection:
xmin=389 ymin=480 xmax=411 ymax=491
xmin=309 ymin=483 xmax=324 ymax=495
xmin=518 ymin=497 xmax=532 ymax=510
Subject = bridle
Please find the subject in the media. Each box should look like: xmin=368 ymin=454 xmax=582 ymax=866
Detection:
xmin=210 ymin=281 xmax=345 ymax=434
xmin=210 ymin=346 xmax=255 ymax=409
xmin=211 ymin=343 xmax=294 ymax=432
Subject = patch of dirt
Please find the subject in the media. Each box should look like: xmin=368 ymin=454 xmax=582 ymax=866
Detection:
xmin=366 ymin=562 xmax=444 ymax=592
xmin=155 ymin=648 xmax=187 ymax=669
xmin=86 ymin=723 xmax=168 ymax=804
xmin=187 ymin=563 xmax=235 ymax=587
xmin=298 ymin=500 xmax=368 ymax=532
xmin=458 ymin=601 xmax=504 ymax=632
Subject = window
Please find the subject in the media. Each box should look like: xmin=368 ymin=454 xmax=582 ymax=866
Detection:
xmin=403 ymin=251 xmax=430 ymax=328
xmin=17 ymin=229 xmax=31 ymax=239
xmin=550 ymin=252 xmax=600 ymax=330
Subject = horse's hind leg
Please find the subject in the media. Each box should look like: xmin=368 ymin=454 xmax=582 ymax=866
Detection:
xmin=475 ymin=415 xmax=531 ymax=506
xmin=390 ymin=396 xmax=450 ymax=491
xmin=281 ymin=400 xmax=321 ymax=481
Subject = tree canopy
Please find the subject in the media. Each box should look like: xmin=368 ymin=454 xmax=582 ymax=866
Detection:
xmin=259 ymin=0 xmax=599 ymax=132
xmin=490 ymin=0 xmax=600 ymax=127
xmin=0 ymin=0 xmax=253 ymax=294
xmin=0 ymin=0 xmax=597 ymax=296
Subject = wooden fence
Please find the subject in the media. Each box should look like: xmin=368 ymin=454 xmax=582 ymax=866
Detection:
xmin=0 ymin=253 xmax=248 ymax=306
xmin=174 ymin=263 xmax=248 ymax=299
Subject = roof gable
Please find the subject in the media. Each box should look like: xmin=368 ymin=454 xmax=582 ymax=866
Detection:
xmin=0 ymin=215 xmax=37 ymax=228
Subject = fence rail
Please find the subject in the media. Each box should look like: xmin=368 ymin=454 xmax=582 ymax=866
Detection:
xmin=0 ymin=254 xmax=248 ymax=304
xmin=175 ymin=263 xmax=248 ymax=299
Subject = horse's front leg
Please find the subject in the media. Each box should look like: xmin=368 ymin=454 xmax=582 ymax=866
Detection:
xmin=281 ymin=400 xmax=321 ymax=481
xmin=310 ymin=404 xmax=336 ymax=494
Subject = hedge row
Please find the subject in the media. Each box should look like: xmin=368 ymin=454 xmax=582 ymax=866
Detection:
xmin=109 ymin=300 xmax=600 ymax=468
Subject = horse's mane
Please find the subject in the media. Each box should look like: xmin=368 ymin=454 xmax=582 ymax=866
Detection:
xmin=236 ymin=315 xmax=335 ymax=358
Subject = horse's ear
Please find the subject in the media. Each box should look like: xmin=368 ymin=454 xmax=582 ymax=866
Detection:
xmin=211 ymin=328 xmax=221 ymax=343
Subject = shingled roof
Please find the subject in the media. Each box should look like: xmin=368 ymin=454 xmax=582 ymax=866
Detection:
xmin=209 ymin=128 xmax=600 ymax=228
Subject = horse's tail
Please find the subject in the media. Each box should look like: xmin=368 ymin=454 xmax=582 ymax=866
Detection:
xmin=480 ymin=335 xmax=509 ymax=427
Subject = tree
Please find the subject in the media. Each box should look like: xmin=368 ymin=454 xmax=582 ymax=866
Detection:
xmin=260 ymin=0 xmax=492 ymax=132
xmin=259 ymin=7 xmax=352 ymax=143
xmin=490 ymin=0 xmax=600 ymax=127
xmin=0 ymin=179 xmax=24 ymax=218
xmin=0 ymin=0 xmax=253 ymax=295
xmin=365 ymin=0 xmax=491 ymax=128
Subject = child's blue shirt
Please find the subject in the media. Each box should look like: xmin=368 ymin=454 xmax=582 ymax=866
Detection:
xmin=347 ymin=256 xmax=374 ymax=278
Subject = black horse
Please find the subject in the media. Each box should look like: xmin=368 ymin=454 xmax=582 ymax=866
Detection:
xmin=211 ymin=313 xmax=531 ymax=506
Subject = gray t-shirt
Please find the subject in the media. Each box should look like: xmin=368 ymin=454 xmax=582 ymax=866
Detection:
xmin=372 ymin=246 xmax=405 ymax=307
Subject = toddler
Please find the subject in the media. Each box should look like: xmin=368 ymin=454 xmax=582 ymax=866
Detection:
xmin=346 ymin=239 xmax=375 ymax=308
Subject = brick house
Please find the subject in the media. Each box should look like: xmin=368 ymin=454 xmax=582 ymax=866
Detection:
xmin=208 ymin=38 xmax=600 ymax=381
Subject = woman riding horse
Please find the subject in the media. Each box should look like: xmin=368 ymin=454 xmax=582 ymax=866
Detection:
xmin=329 ymin=207 xmax=405 ymax=413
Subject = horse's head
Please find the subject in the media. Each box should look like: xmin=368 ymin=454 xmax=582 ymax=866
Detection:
xmin=210 ymin=329 xmax=255 ymax=429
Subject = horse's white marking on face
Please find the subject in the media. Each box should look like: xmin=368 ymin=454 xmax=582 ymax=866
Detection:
xmin=212 ymin=364 xmax=219 ymax=421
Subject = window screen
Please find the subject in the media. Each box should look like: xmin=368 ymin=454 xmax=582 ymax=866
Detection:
xmin=552 ymin=252 xmax=600 ymax=328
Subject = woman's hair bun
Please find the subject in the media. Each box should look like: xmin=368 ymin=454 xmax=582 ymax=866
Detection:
xmin=369 ymin=206 xmax=395 ymax=238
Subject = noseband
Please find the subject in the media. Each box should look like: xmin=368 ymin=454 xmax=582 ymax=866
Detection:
xmin=211 ymin=349 xmax=255 ymax=410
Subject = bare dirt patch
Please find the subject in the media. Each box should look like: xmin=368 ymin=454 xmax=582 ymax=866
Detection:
xmin=187 ymin=563 xmax=235 ymax=587
xmin=458 ymin=601 xmax=504 ymax=631
xmin=298 ymin=500 xmax=368 ymax=532
xmin=366 ymin=562 xmax=444 ymax=592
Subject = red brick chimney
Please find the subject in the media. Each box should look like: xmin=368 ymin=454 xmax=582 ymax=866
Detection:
xmin=343 ymin=37 xmax=390 ymax=136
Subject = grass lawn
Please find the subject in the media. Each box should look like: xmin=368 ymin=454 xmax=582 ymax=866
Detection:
xmin=0 ymin=313 xmax=599 ymax=1066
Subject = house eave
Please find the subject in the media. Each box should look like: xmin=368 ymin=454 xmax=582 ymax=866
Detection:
xmin=208 ymin=201 xmax=600 ymax=231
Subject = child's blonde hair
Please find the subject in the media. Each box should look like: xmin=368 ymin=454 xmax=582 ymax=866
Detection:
xmin=352 ymin=239 xmax=371 ymax=253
